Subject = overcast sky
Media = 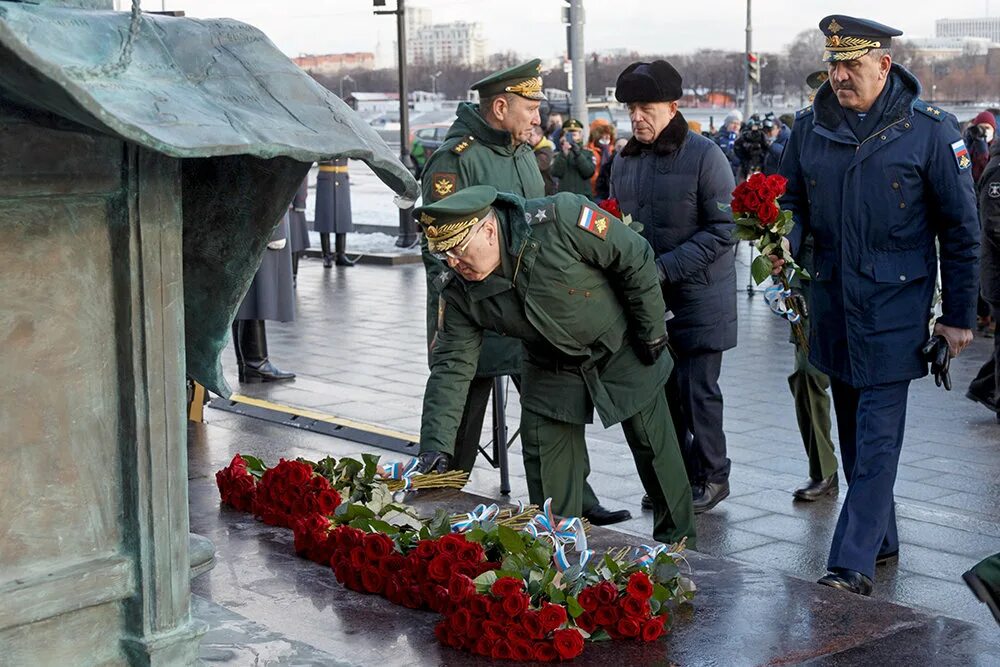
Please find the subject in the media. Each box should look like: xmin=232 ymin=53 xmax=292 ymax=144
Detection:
xmin=167 ymin=0 xmax=997 ymax=60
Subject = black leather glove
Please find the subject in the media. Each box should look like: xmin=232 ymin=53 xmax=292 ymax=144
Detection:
xmin=636 ymin=334 xmax=669 ymax=366
xmin=921 ymin=335 xmax=952 ymax=391
xmin=415 ymin=450 xmax=452 ymax=474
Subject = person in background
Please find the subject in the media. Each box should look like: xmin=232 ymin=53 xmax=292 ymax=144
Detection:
xmin=715 ymin=110 xmax=743 ymax=179
xmin=763 ymin=116 xmax=791 ymax=176
xmin=545 ymin=112 xmax=564 ymax=145
xmin=586 ymin=119 xmax=616 ymax=197
xmin=966 ymin=111 xmax=996 ymax=184
xmin=529 ymin=124 xmax=558 ymax=195
xmin=595 ymin=137 xmax=628 ymax=201
xmin=552 ymin=118 xmax=597 ymax=197
xmin=314 ymin=158 xmax=355 ymax=267
xmin=287 ymin=175 xmax=311 ymax=286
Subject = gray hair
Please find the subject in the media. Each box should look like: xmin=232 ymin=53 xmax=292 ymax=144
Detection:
xmin=867 ymin=48 xmax=891 ymax=61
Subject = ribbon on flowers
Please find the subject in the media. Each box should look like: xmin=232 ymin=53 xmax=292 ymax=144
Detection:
xmin=382 ymin=457 xmax=420 ymax=490
xmin=631 ymin=543 xmax=668 ymax=568
xmin=523 ymin=498 xmax=593 ymax=574
xmin=452 ymin=503 xmax=500 ymax=533
xmin=763 ymin=283 xmax=801 ymax=324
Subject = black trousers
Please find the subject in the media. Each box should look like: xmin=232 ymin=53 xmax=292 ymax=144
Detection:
xmin=667 ymin=350 xmax=730 ymax=485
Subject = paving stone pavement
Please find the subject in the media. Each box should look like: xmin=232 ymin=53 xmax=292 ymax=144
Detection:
xmin=209 ymin=242 xmax=1000 ymax=629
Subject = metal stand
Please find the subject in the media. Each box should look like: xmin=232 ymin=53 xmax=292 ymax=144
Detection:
xmin=477 ymin=376 xmax=518 ymax=496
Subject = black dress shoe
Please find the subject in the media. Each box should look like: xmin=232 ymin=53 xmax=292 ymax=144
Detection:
xmin=876 ymin=549 xmax=899 ymax=567
xmin=582 ymin=505 xmax=632 ymax=526
xmin=817 ymin=568 xmax=873 ymax=596
xmin=692 ymin=481 xmax=729 ymax=514
xmin=966 ymin=385 xmax=1000 ymax=412
xmin=793 ymin=473 xmax=839 ymax=501
xmin=640 ymin=494 xmax=653 ymax=511
xmin=963 ymin=568 xmax=1000 ymax=625
xmin=322 ymin=254 xmax=334 ymax=268
xmin=240 ymin=360 xmax=296 ymax=383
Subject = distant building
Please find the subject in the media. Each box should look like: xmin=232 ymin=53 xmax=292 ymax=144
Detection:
xmin=292 ymin=52 xmax=375 ymax=75
xmin=904 ymin=36 xmax=996 ymax=61
xmin=345 ymin=92 xmax=399 ymax=113
xmin=936 ymin=17 xmax=1000 ymax=43
xmin=406 ymin=5 xmax=487 ymax=66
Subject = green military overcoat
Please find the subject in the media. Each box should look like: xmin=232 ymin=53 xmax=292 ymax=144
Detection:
xmin=551 ymin=146 xmax=596 ymax=197
xmin=420 ymin=192 xmax=673 ymax=452
xmin=420 ymin=102 xmax=545 ymax=376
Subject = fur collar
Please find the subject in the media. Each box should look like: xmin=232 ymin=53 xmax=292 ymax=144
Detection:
xmin=621 ymin=111 xmax=689 ymax=157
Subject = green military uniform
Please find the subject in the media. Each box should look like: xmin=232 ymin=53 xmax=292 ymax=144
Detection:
xmin=551 ymin=118 xmax=596 ymax=197
xmin=788 ymin=237 xmax=838 ymax=482
xmin=419 ymin=62 xmax=548 ymax=474
xmin=416 ymin=186 xmax=696 ymax=547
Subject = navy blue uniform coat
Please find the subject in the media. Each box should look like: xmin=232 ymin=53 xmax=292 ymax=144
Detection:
xmin=780 ymin=65 xmax=980 ymax=388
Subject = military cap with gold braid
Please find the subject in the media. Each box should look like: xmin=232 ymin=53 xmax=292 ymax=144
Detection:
xmin=414 ymin=185 xmax=499 ymax=254
xmin=562 ymin=118 xmax=584 ymax=131
xmin=471 ymin=59 xmax=547 ymax=101
xmin=820 ymin=15 xmax=902 ymax=63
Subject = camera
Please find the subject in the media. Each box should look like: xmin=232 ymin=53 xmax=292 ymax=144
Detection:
xmin=968 ymin=124 xmax=988 ymax=141
xmin=734 ymin=113 xmax=771 ymax=173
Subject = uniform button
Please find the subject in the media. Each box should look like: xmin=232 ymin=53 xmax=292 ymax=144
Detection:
xmin=814 ymin=271 xmax=821 ymax=278
xmin=892 ymin=182 xmax=900 ymax=189
xmin=584 ymin=291 xmax=591 ymax=297
xmin=899 ymin=202 xmax=906 ymax=209
xmin=530 ymin=242 xmax=537 ymax=248
xmin=904 ymin=122 xmax=911 ymax=128
xmin=899 ymin=274 xmax=906 ymax=281
xmin=880 ymin=135 xmax=887 ymax=140
xmin=568 ymin=289 xmax=575 ymax=295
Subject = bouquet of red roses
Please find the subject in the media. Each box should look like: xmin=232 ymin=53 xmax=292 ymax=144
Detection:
xmin=722 ymin=173 xmax=809 ymax=350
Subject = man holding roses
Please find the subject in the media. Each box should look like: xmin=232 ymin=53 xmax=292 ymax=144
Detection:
xmin=775 ymin=15 xmax=980 ymax=595
xmin=609 ymin=60 xmax=738 ymax=514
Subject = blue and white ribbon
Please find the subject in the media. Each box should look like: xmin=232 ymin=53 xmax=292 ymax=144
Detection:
xmin=631 ymin=543 xmax=668 ymax=568
xmin=523 ymin=498 xmax=593 ymax=574
xmin=451 ymin=503 xmax=501 ymax=533
xmin=763 ymin=283 xmax=801 ymax=324
xmin=382 ymin=457 xmax=421 ymax=490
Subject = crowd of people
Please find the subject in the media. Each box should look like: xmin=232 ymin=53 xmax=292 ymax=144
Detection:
xmin=406 ymin=13 xmax=999 ymax=623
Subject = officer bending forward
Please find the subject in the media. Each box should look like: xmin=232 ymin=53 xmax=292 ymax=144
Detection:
xmin=415 ymin=185 xmax=696 ymax=547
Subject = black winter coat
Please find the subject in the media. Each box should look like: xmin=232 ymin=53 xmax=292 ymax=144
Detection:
xmin=980 ymin=139 xmax=1000 ymax=307
xmin=610 ymin=113 xmax=738 ymax=354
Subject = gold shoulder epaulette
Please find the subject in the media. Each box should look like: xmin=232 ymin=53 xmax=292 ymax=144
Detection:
xmin=452 ymin=136 xmax=476 ymax=155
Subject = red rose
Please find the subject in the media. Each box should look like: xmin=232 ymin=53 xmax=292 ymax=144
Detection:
xmin=766 ymin=173 xmax=788 ymax=198
xmin=575 ymin=611 xmax=597 ymax=634
xmin=474 ymin=636 xmax=494 ymax=657
xmin=470 ymin=594 xmax=492 ymax=617
xmin=641 ymin=616 xmax=667 ymax=641
xmin=747 ymin=172 xmax=767 ymax=190
xmin=384 ymin=554 xmax=406 ymax=574
xmin=552 ymin=628 xmax=585 ymax=660
xmin=533 ymin=641 xmax=559 ymax=662
xmin=489 ymin=600 xmax=509 ymax=623
xmin=519 ymin=610 xmax=545 ymax=640
xmin=538 ymin=603 xmax=568 ymax=632
xmin=482 ymin=619 xmax=504 ymax=641
xmin=448 ymin=572 xmax=477 ymax=604
xmin=361 ymin=566 xmax=385 ymax=594
xmin=491 ymin=576 xmax=526 ymax=598
xmin=595 ymin=580 xmax=618 ymax=605
xmin=363 ymin=532 xmax=395 ymax=561
xmin=349 ymin=546 xmax=366 ymax=569
xmin=616 ymin=617 xmax=641 ymax=638
xmin=414 ymin=539 xmax=439 ymax=559
xmin=502 ymin=591 xmax=530 ymax=617
xmin=622 ymin=595 xmax=650 ymax=619
xmin=512 ymin=640 xmax=535 ymax=661
xmin=598 ymin=197 xmax=622 ymax=219
xmin=455 ymin=562 xmax=480 ymax=578
xmin=594 ymin=605 xmax=619 ymax=627
xmin=450 ymin=608 xmax=472 ymax=634
xmin=316 ymin=488 xmax=341 ymax=515
xmin=626 ymin=572 xmax=655 ymax=600
xmin=434 ymin=620 xmax=452 ymax=647
xmin=427 ymin=555 xmax=453 ymax=583
xmin=491 ymin=639 xmax=514 ymax=661
xmin=438 ymin=533 xmax=466 ymax=556
xmin=757 ymin=200 xmax=779 ymax=225
xmin=457 ymin=540 xmax=484 ymax=563
xmin=577 ymin=587 xmax=599 ymax=612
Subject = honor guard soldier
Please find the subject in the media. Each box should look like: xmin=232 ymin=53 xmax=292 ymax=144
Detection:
xmin=232 ymin=214 xmax=297 ymax=383
xmin=417 ymin=59 xmax=629 ymax=525
xmin=415 ymin=185 xmax=696 ymax=547
xmin=552 ymin=118 xmax=596 ymax=197
xmin=288 ymin=175 xmax=311 ymax=285
xmin=776 ymin=15 xmax=980 ymax=595
xmin=314 ymin=157 xmax=355 ymax=267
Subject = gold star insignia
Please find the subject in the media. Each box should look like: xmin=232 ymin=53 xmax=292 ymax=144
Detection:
xmin=828 ymin=18 xmax=843 ymax=34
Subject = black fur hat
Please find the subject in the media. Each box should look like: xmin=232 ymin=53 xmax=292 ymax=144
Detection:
xmin=615 ymin=60 xmax=683 ymax=103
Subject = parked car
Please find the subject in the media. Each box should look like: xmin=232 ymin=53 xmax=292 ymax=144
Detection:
xmin=410 ymin=123 xmax=451 ymax=178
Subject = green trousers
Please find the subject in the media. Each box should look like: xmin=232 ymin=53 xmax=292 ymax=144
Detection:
xmin=520 ymin=390 xmax=696 ymax=549
xmin=788 ymin=314 xmax=838 ymax=481
xmin=451 ymin=375 xmax=600 ymax=510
